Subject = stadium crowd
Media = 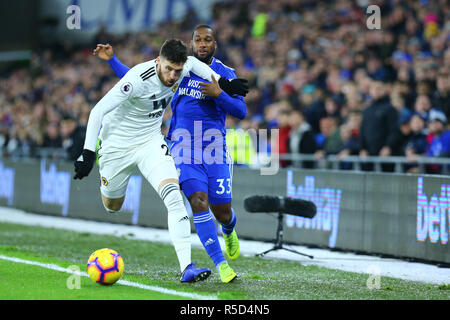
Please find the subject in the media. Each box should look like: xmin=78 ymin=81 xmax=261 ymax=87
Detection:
xmin=0 ymin=0 xmax=449 ymax=173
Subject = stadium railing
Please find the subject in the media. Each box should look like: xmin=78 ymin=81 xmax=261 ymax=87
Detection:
xmin=36 ymin=148 xmax=69 ymax=160
xmin=277 ymin=153 xmax=450 ymax=174
xmin=4 ymin=147 xmax=450 ymax=175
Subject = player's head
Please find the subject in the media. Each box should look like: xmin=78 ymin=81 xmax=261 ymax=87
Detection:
xmin=369 ymin=80 xmax=386 ymax=100
xmin=428 ymin=109 xmax=447 ymax=135
xmin=157 ymin=39 xmax=188 ymax=86
xmin=191 ymin=24 xmax=217 ymax=64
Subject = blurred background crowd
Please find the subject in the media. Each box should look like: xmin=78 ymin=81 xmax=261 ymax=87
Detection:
xmin=0 ymin=0 xmax=449 ymax=173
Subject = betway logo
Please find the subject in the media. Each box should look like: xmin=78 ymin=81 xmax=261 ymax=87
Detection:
xmin=40 ymin=160 xmax=70 ymax=216
xmin=0 ymin=161 xmax=14 ymax=206
xmin=285 ymin=170 xmax=342 ymax=248
xmin=416 ymin=177 xmax=449 ymax=244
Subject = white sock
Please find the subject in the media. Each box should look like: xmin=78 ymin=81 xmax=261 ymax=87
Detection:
xmin=160 ymin=183 xmax=191 ymax=272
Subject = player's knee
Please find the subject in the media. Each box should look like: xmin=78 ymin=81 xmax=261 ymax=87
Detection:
xmin=189 ymin=191 xmax=209 ymax=213
xmin=160 ymin=182 xmax=185 ymax=211
xmin=102 ymin=197 xmax=124 ymax=213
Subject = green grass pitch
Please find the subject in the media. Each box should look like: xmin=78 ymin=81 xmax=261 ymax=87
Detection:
xmin=0 ymin=222 xmax=449 ymax=300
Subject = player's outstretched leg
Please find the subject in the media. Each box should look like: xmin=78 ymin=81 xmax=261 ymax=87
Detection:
xmin=181 ymin=262 xmax=211 ymax=283
xmin=189 ymin=190 xmax=237 ymax=283
xmin=192 ymin=210 xmax=236 ymax=283
xmin=159 ymin=181 xmax=211 ymax=282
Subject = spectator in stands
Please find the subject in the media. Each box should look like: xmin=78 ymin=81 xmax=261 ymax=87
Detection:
xmin=414 ymin=94 xmax=433 ymax=122
xmin=0 ymin=0 xmax=448 ymax=175
xmin=324 ymin=94 xmax=343 ymax=121
xmin=60 ymin=115 xmax=85 ymax=161
xmin=432 ymin=69 xmax=450 ymax=119
xmin=4 ymin=125 xmax=33 ymax=159
xmin=303 ymin=86 xmax=326 ymax=134
xmin=404 ymin=113 xmax=428 ymax=173
xmin=427 ymin=109 xmax=450 ymax=157
xmin=276 ymin=109 xmax=292 ymax=168
xmin=426 ymin=109 xmax=450 ymax=173
xmin=398 ymin=113 xmax=413 ymax=156
xmin=225 ymin=117 xmax=256 ymax=167
xmin=337 ymin=110 xmax=362 ymax=159
xmin=314 ymin=116 xmax=343 ymax=160
xmin=42 ymin=122 xmax=63 ymax=149
xmin=391 ymin=93 xmax=412 ymax=126
xmin=359 ymin=81 xmax=402 ymax=170
xmin=287 ymin=109 xmax=316 ymax=168
xmin=366 ymin=56 xmax=388 ymax=82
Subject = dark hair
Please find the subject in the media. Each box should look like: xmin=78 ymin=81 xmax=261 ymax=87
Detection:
xmin=192 ymin=24 xmax=216 ymax=40
xmin=159 ymin=39 xmax=188 ymax=64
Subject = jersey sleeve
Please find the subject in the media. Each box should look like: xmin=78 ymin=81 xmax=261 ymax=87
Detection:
xmin=83 ymin=70 xmax=143 ymax=151
xmin=184 ymin=56 xmax=221 ymax=81
xmin=215 ymin=91 xmax=247 ymax=119
xmin=108 ymin=55 xmax=131 ymax=78
xmin=214 ymin=68 xmax=247 ymax=119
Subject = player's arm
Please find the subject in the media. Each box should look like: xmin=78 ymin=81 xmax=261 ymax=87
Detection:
xmin=74 ymin=71 xmax=141 ymax=179
xmin=216 ymin=90 xmax=247 ymax=119
xmin=186 ymin=56 xmax=249 ymax=97
xmin=199 ymin=75 xmax=247 ymax=120
xmin=93 ymin=44 xmax=130 ymax=78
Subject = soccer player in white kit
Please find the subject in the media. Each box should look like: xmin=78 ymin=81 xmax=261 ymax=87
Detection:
xmin=73 ymin=39 xmax=248 ymax=282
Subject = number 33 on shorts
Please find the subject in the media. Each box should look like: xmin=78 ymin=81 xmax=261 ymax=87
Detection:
xmin=216 ymin=178 xmax=231 ymax=195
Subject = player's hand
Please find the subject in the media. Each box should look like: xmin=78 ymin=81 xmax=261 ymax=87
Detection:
xmin=218 ymin=77 xmax=249 ymax=97
xmin=93 ymin=44 xmax=114 ymax=61
xmin=74 ymin=149 xmax=96 ymax=180
xmin=379 ymin=146 xmax=391 ymax=157
xmin=199 ymin=75 xmax=223 ymax=98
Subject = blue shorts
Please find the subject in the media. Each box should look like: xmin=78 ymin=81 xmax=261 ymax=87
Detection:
xmin=176 ymin=161 xmax=233 ymax=205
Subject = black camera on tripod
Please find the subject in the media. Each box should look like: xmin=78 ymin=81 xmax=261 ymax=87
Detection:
xmin=244 ymin=195 xmax=317 ymax=259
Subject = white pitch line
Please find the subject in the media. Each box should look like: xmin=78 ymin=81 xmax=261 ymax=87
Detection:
xmin=0 ymin=255 xmax=218 ymax=300
xmin=1 ymin=207 xmax=449 ymax=285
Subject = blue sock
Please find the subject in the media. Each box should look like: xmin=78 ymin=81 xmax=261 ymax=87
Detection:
xmin=220 ymin=209 xmax=237 ymax=236
xmin=193 ymin=210 xmax=226 ymax=267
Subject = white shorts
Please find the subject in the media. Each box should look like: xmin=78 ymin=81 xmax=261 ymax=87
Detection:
xmin=98 ymin=134 xmax=178 ymax=199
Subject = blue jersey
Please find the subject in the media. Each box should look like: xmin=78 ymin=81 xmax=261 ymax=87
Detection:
xmin=167 ymin=58 xmax=246 ymax=203
xmin=167 ymin=57 xmax=246 ymax=145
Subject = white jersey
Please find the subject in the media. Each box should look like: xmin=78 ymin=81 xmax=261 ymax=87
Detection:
xmin=83 ymin=56 xmax=221 ymax=152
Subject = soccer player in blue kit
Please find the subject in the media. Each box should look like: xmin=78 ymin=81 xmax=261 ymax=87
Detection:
xmin=94 ymin=25 xmax=248 ymax=282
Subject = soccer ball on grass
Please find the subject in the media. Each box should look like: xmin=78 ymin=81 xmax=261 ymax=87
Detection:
xmin=87 ymin=248 xmax=124 ymax=285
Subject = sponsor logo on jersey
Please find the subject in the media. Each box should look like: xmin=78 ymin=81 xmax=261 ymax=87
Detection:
xmin=177 ymin=79 xmax=205 ymax=100
xmin=101 ymin=177 xmax=108 ymax=186
xmin=148 ymin=110 xmax=163 ymax=118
